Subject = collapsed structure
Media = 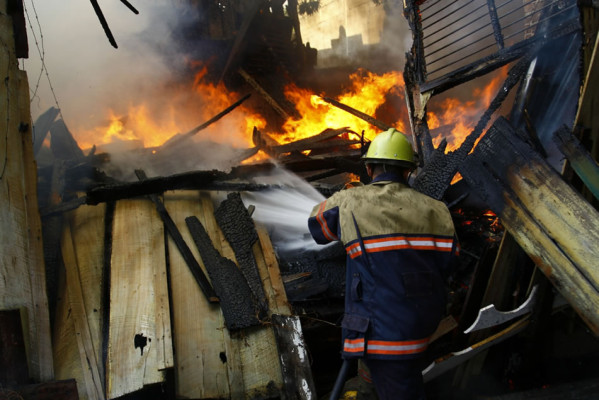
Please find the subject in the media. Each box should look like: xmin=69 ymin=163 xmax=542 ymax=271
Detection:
xmin=1 ymin=0 xmax=599 ymax=399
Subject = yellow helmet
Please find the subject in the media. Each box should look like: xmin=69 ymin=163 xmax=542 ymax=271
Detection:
xmin=362 ymin=128 xmax=416 ymax=168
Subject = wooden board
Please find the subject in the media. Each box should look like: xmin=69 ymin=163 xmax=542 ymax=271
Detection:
xmin=54 ymin=204 xmax=106 ymax=400
xmin=107 ymin=200 xmax=168 ymax=398
xmin=61 ymin=225 xmax=104 ymax=400
xmin=164 ymin=191 xmax=232 ymax=399
xmin=197 ymin=192 xmax=245 ymax=400
xmin=0 ymin=9 xmax=53 ymax=381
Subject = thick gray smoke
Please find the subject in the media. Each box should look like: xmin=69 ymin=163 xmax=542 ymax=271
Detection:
xmin=24 ymin=0 xmax=184 ymax=126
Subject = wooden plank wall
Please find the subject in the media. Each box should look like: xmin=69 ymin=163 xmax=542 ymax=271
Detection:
xmin=53 ymin=190 xmax=307 ymax=399
xmin=0 ymin=2 xmax=53 ymax=381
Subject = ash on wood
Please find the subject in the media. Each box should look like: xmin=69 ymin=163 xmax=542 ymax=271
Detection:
xmin=214 ymin=192 xmax=269 ymax=317
xmin=185 ymin=216 xmax=260 ymax=330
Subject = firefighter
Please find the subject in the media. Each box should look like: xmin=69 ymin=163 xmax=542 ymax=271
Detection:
xmin=308 ymin=128 xmax=459 ymax=399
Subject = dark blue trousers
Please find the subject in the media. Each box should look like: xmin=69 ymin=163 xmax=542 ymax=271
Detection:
xmin=364 ymin=358 xmax=426 ymax=400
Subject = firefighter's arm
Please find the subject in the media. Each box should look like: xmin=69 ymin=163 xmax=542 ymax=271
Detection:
xmin=308 ymin=200 xmax=340 ymax=244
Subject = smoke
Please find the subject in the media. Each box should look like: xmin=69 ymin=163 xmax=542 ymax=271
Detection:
xmin=23 ymin=1 xmax=230 ymax=149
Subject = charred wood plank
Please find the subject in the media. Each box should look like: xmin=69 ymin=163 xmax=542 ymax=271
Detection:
xmin=86 ymin=169 xmax=227 ymax=204
xmin=185 ymin=216 xmax=260 ymax=330
xmin=135 ymin=170 xmax=218 ymax=303
xmin=459 ymin=116 xmax=599 ymax=335
xmin=214 ymin=192 xmax=269 ymax=317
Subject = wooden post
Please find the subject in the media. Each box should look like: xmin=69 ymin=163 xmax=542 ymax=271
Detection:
xmin=0 ymin=4 xmax=53 ymax=381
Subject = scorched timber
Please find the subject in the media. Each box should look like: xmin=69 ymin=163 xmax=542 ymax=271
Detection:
xmin=214 ymin=192 xmax=269 ymax=317
xmin=185 ymin=216 xmax=260 ymax=331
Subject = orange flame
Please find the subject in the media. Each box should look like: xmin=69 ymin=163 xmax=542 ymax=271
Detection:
xmin=428 ymin=66 xmax=509 ymax=152
xmin=75 ymin=64 xmax=266 ymax=151
xmin=280 ymin=69 xmax=407 ymax=143
xmin=74 ymin=62 xmax=508 ymax=173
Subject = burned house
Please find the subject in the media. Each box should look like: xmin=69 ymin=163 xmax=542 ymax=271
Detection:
xmin=1 ymin=0 xmax=599 ymax=399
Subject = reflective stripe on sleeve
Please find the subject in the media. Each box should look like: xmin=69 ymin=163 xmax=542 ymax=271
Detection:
xmin=343 ymin=338 xmax=365 ymax=353
xmin=316 ymin=201 xmax=338 ymax=241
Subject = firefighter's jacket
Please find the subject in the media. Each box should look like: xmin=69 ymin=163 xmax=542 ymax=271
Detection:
xmin=308 ymin=172 xmax=458 ymax=360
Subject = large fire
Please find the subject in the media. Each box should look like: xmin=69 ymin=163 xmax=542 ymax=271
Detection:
xmin=75 ymin=64 xmax=507 ymax=161
xmin=427 ymin=67 xmax=509 ymax=153
xmin=280 ymin=69 xmax=406 ymax=144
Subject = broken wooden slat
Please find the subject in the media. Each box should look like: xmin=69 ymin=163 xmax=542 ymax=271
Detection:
xmin=163 ymin=191 xmax=233 ymax=399
xmin=459 ymin=117 xmax=599 ymax=335
xmin=53 ymin=204 xmax=106 ymax=400
xmin=61 ymin=225 xmax=104 ymax=400
xmin=67 ymin=205 xmax=106 ymax=384
xmin=107 ymin=199 xmax=168 ymax=398
xmin=270 ymin=127 xmax=357 ymax=155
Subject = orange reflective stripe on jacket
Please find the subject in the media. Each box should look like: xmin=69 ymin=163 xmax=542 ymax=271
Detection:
xmin=346 ymin=235 xmax=455 ymax=259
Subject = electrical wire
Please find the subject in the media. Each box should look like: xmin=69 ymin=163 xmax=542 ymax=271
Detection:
xmin=23 ymin=0 xmax=64 ymax=126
